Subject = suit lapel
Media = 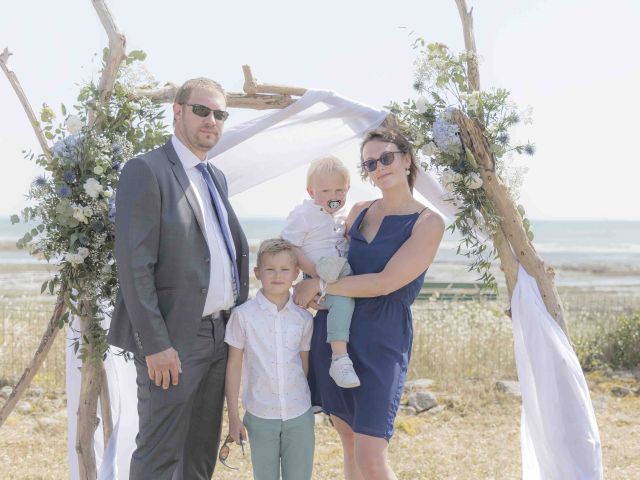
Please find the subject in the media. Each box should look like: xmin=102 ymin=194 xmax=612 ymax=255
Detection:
xmin=163 ymin=142 xmax=207 ymax=238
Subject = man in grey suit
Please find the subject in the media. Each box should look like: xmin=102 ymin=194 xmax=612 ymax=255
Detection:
xmin=108 ymin=78 xmax=249 ymax=479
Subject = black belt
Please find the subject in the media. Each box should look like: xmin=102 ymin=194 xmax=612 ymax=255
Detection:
xmin=202 ymin=311 xmax=226 ymax=322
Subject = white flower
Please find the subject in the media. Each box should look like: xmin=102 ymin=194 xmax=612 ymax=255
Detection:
xmin=83 ymin=178 xmax=104 ymax=198
xmin=65 ymin=115 xmax=84 ymax=135
xmin=72 ymin=205 xmax=89 ymax=224
xmin=77 ymin=247 xmax=90 ymax=259
xmin=421 ymin=142 xmax=439 ymax=157
xmin=441 ymin=169 xmax=463 ymax=193
xmin=465 ymin=172 xmax=483 ymax=190
xmin=415 ymin=97 xmax=429 ymax=114
xmin=93 ymin=166 xmax=104 ymax=175
xmin=103 ymin=188 xmax=113 ymax=198
xmin=101 ymin=264 xmax=112 ymax=274
xmin=65 ymin=253 xmax=85 ymax=265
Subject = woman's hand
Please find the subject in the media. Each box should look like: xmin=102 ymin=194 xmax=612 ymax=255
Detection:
xmin=293 ymin=278 xmax=322 ymax=309
xmin=228 ymin=413 xmax=247 ymax=445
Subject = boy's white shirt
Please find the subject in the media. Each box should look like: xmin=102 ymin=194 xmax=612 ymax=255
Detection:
xmin=281 ymin=199 xmax=349 ymax=263
xmin=224 ymin=290 xmax=314 ymax=421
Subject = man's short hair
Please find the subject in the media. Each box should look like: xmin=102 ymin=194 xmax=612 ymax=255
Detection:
xmin=174 ymin=78 xmax=226 ymax=105
xmin=257 ymin=238 xmax=298 ymax=267
xmin=306 ymin=156 xmax=350 ymax=189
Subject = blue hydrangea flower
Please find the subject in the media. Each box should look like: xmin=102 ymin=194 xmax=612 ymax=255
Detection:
xmin=111 ymin=161 xmax=121 ymax=172
xmin=63 ymin=170 xmax=77 ymax=184
xmin=51 ymin=134 xmax=84 ymax=165
xmin=56 ymin=184 xmax=72 ymax=198
xmin=432 ymin=114 xmax=462 ymax=155
xmin=524 ymin=143 xmax=536 ymax=156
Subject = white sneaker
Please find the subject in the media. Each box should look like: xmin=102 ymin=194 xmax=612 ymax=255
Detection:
xmin=329 ymin=356 xmax=361 ymax=388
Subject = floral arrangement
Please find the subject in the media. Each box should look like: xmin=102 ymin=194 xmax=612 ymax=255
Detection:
xmin=11 ymin=51 xmax=169 ymax=360
xmin=389 ymin=42 xmax=536 ymax=290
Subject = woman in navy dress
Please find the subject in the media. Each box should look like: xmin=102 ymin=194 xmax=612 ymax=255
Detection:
xmin=294 ymin=128 xmax=444 ymax=479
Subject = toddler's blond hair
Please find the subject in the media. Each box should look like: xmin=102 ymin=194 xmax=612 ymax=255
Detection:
xmin=306 ymin=156 xmax=350 ymax=189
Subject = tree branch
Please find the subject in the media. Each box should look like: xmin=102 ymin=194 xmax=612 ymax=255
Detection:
xmin=0 ymin=48 xmax=52 ymax=162
xmin=454 ymin=0 xmax=481 ymax=91
xmin=89 ymin=0 xmax=127 ymax=126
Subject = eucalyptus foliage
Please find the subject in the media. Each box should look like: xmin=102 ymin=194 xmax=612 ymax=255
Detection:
xmin=389 ymin=41 xmax=536 ymax=290
xmin=11 ymin=50 xmax=169 ymax=361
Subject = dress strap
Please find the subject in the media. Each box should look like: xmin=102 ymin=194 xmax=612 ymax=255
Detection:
xmin=417 ymin=206 xmax=430 ymax=216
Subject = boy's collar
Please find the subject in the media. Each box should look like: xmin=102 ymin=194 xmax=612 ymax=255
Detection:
xmin=256 ymin=289 xmax=294 ymax=313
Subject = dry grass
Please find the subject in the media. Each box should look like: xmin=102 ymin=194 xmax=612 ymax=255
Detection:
xmin=1 ymin=263 xmax=640 ymax=478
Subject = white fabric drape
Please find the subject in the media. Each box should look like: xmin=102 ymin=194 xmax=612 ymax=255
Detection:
xmin=512 ymin=265 xmax=602 ymax=479
xmin=65 ymin=90 xmax=601 ymax=479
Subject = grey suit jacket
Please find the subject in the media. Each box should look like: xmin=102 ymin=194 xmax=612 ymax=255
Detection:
xmin=108 ymin=141 xmax=249 ymax=360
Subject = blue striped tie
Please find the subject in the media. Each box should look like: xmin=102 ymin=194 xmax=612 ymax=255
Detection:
xmin=195 ymin=162 xmax=240 ymax=298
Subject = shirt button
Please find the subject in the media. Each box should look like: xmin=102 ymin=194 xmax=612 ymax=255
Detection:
xmin=201 ymin=288 xmax=207 ymax=294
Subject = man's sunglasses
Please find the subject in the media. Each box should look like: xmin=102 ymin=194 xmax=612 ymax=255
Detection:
xmin=218 ymin=434 xmax=244 ymax=470
xmin=184 ymin=103 xmax=229 ymax=121
xmin=361 ymin=151 xmax=403 ymax=173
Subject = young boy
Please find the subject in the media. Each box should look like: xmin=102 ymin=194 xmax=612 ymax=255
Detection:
xmin=281 ymin=156 xmax=360 ymax=388
xmin=224 ymin=239 xmax=315 ymax=480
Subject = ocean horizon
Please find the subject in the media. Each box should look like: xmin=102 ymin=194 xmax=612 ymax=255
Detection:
xmin=1 ymin=217 xmax=639 ymax=289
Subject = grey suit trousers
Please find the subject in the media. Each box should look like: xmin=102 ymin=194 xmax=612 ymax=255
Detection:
xmin=130 ymin=316 xmax=227 ymax=480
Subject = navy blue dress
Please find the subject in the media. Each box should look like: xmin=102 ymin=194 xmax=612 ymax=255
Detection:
xmin=309 ymin=205 xmax=427 ymax=440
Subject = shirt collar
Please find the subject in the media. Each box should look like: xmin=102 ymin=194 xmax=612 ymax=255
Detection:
xmin=171 ymin=134 xmax=208 ymax=170
xmin=301 ymin=199 xmax=346 ymax=217
xmin=256 ymin=289 xmax=295 ymax=314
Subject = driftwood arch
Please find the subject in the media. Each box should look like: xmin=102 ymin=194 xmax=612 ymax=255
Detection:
xmin=0 ymin=0 xmax=568 ymax=478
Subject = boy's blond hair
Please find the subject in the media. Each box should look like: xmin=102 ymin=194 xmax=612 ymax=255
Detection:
xmin=257 ymin=238 xmax=298 ymax=267
xmin=306 ymin=156 xmax=350 ymax=189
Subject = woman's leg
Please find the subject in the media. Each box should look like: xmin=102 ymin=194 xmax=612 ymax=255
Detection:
xmin=354 ymin=433 xmax=397 ymax=480
xmin=331 ymin=415 xmax=365 ymax=480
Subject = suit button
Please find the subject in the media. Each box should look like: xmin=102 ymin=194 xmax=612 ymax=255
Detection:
xmin=204 ymin=257 xmax=210 ymax=263
xmin=201 ymin=288 xmax=208 ymax=294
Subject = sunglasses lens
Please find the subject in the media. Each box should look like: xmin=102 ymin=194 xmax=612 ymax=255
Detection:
xmin=213 ymin=110 xmax=229 ymax=121
xmin=219 ymin=445 xmax=229 ymax=461
xmin=363 ymin=159 xmax=377 ymax=172
xmin=380 ymin=152 xmax=396 ymax=166
xmin=191 ymin=105 xmax=210 ymax=117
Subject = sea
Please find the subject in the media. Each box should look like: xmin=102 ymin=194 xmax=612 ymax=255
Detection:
xmin=1 ymin=217 xmax=639 ymax=290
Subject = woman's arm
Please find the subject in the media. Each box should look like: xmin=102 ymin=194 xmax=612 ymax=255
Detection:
xmin=295 ymin=211 xmax=445 ymax=305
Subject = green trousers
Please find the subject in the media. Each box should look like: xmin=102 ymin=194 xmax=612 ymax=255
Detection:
xmin=243 ymin=409 xmax=315 ymax=480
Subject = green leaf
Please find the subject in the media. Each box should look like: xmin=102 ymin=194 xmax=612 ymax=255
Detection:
xmin=41 ymin=280 xmax=48 ymax=294
xmin=527 ymin=230 xmax=534 ymax=241
xmin=517 ymin=205 xmax=526 ymax=216
xmin=37 ymin=224 xmax=45 ymax=232
xmin=61 ymin=103 xmax=67 ymax=116
xmin=30 ymin=228 xmax=39 ymax=237
xmin=49 ymin=280 xmax=55 ymax=295
xmin=10 ymin=214 xmax=20 ymax=224
xmin=127 ymin=50 xmax=147 ymax=63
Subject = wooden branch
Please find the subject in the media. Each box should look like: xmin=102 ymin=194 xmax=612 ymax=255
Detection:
xmin=454 ymin=0 xmax=481 ymax=91
xmin=89 ymin=0 xmax=127 ymax=126
xmin=0 ymin=296 xmax=65 ymax=427
xmin=452 ymin=110 xmax=568 ymax=335
xmin=99 ymin=369 xmax=113 ymax=448
xmin=0 ymin=48 xmax=52 ymax=162
xmin=135 ymin=65 xmax=306 ymax=110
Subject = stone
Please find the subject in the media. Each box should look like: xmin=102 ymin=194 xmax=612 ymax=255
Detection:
xmin=592 ymin=395 xmax=609 ymax=411
xmin=609 ymin=370 xmax=636 ymax=381
xmin=424 ymin=405 xmax=445 ymax=415
xmin=37 ymin=417 xmax=59 ymax=427
xmin=495 ymin=380 xmax=521 ymax=397
xmin=398 ymin=405 xmax=417 ymax=416
xmin=408 ymin=391 xmax=438 ymax=413
xmin=611 ymin=386 xmax=632 ymax=397
xmin=27 ymin=386 xmax=44 ymax=398
xmin=0 ymin=385 xmax=13 ymax=400
xmin=404 ymin=378 xmax=434 ymax=393
xmin=17 ymin=401 xmax=32 ymax=413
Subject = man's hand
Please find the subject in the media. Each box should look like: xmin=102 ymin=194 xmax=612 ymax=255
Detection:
xmin=145 ymin=347 xmax=182 ymax=389
xmin=228 ymin=414 xmax=247 ymax=445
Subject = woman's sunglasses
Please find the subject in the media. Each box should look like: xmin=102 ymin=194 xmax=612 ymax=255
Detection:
xmin=184 ymin=103 xmax=229 ymax=121
xmin=218 ymin=434 xmax=244 ymax=470
xmin=361 ymin=151 xmax=402 ymax=172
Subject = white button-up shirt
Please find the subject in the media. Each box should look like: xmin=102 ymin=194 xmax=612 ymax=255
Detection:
xmin=171 ymin=135 xmax=235 ymax=314
xmin=281 ymin=199 xmax=348 ymax=263
xmin=224 ymin=290 xmax=313 ymax=420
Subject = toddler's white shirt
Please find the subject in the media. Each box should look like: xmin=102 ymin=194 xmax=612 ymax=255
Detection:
xmin=281 ymin=199 xmax=348 ymax=262
xmin=224 ymin=290 xmax=313 ymax=420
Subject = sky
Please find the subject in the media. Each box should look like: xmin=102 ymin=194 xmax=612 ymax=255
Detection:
xmin=1 ymin=0 xmax=639 ymax=220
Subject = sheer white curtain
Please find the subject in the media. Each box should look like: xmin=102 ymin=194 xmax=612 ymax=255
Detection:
xmin=65 ymin=90 xmax=601 ymax=480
